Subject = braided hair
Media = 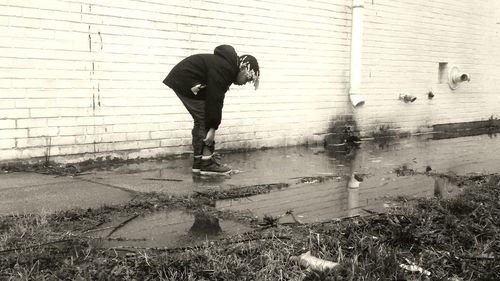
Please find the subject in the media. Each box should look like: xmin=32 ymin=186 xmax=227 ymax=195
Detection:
xmin=239 ymin=55 xmax=260 ymax=90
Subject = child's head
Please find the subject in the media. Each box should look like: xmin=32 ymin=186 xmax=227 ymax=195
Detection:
xmin=236 ymin=55 xmax=260 ymax=89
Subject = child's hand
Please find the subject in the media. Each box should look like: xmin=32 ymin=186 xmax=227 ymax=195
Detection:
xmin=204 ymin=128 xmax=215 ymax=146
xmin=190 ymin=84 xmax=206 ymax=95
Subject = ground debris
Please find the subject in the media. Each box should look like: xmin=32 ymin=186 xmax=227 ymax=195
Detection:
xmin=291 ymin=251 xmax=339 ymax=272
xmin=292 ymin=175 xmax=341 ymax=184
xmin=0 ymin=161 xmax=84 ymax=177
xmin=399 ymin=258 xmax=431 ymax=276
xmin=394 ymin=165 xmax=416 ymax=176
xmin=195 ymin=182 xmax=289 ymax=200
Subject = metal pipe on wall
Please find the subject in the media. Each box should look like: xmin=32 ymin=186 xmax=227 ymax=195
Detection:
xmin=349 ymin=0 xmax=365 ymax=107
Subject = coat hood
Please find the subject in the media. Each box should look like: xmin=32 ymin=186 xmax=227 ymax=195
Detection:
xmin=214 ymin=45 xmax=239 ymax=70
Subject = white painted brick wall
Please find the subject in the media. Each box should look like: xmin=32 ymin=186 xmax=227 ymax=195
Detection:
xmin=0 ymin=0 xmax=351 ymax=161
xmin=0 ymin=0 xmax=498 ymax=162
xmin=357 ymin=0 xmax=500 ymax=134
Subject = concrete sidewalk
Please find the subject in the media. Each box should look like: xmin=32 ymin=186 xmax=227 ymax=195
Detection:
xmin=0 ymin=172 xmax=133 ymax=215
xmin=0 ymin=146 xmax=337 ymax=215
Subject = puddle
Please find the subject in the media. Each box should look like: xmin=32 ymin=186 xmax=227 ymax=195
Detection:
xmin=95 ymin=210 xmax=252 ymax=249
xmin=77 ymin=146 xmax=350 ymax=195
xmin=79 ymin=133 xmax=499 ymax=244
xmin=217 ymin=133 xmax=500 ymax=224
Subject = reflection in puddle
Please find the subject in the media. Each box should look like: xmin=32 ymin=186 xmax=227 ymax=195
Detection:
xmin=189 ymin=212 xmax=222 ymax=236
xmin=216 ymin=178 xmax=358 ymax=224
xmin=98 ymin=210 xmax=252 ymax=249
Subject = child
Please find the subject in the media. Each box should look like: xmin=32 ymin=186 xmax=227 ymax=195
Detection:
xmin=163 ymin=45 xmax=260 ymax=175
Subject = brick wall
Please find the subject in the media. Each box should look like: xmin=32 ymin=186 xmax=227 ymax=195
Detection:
xmin=357 ymin=0 xmax=500 ymax=134
xmin=0 ymin=0 xmax=351 ymax=162
xmin=1 ymin=0 xmax=499 ymax=162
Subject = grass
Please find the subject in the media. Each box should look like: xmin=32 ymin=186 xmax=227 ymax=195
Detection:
xmin=1 ymin=174 xmax=499 ymax=280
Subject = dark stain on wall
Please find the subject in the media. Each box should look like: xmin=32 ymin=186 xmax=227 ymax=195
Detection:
xmin=432 ymin=116 xmax=500 ymax=140
xmin=324 ymin=115 xmax=361 ymax=146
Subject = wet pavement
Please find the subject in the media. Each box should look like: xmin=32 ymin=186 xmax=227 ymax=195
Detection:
xmin=74 ymin=145 xmax=338 ymax=195
xmin=0 ymin=172 xmax=132 ymax=215
xmin=1 ymin=133 xmax=499 ymax=247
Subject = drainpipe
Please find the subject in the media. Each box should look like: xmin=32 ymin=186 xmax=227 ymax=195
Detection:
xmin=349 ymin=0 xmax=365 ymax=107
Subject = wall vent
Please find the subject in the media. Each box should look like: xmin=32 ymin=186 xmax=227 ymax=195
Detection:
xmin=438 ymin=62 xmax=448 ymax=84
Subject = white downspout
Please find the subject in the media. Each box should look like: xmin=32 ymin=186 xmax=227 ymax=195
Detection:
xmin=349 ymin=0 xmax=365 ymax=107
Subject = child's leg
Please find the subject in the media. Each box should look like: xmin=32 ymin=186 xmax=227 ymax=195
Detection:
xmin=174 ymin=92 xmax=206 ymax=171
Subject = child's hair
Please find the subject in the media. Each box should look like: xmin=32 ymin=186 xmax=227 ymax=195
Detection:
xmin=239 ymin=55 xmax=260 ymax=89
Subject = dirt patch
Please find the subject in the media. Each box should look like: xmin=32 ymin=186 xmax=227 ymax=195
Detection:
xmin=194 ymin=182 xmax=290 ymax=200
xmin=0 ymin=154 xmax=192 ymax=177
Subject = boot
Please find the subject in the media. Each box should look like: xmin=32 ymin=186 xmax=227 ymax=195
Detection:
xmin=200 ymin=154 xmax=232 ymax=175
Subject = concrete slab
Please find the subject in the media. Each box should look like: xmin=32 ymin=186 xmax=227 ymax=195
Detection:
xmin=0 ymin=172 xmax=73 ymax=191
xmin=0 ymin=173 xmax=132 ymax=215
xmin=76 ymin=162 xmax=199 ymax=196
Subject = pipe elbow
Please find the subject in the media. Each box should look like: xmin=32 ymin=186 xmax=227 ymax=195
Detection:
xmin=350 ymin=94 xmax=365 ymax=107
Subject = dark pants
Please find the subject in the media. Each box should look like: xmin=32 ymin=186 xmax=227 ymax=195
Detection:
xmin=174 ymin=92 xmax=213 ymax=156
